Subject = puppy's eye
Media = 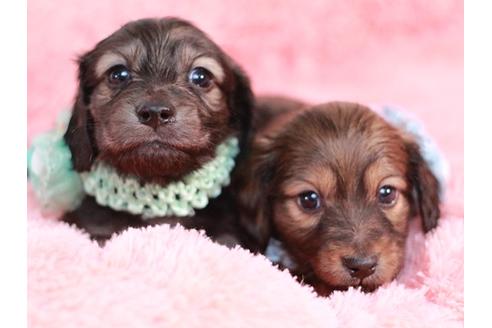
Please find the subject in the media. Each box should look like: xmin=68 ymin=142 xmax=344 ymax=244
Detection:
xmin=189 ymin=67 xmax=213 ymax=88
xmin=378 ymin=185 xmax=398 ymax=207
xmin=297 ymin=191 xmax=321 ymax=212
xmin=108 ymin=65 xmax=131 ymax=85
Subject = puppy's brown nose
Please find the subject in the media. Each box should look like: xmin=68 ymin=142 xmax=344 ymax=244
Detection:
xmin=342 ymin=256 xmax=378 ymax=280
xmin=136 ymin=104 xmax=175 ymax=129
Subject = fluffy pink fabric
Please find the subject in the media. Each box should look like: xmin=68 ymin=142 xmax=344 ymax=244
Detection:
xmin=28 ymin=0 xmax=463 ymax=327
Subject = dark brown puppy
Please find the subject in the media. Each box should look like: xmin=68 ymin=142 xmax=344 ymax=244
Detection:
xmin=62 ymin=18 xmax=254 ymax=245
xmin=235 ymin=97 xmax=440 ymax=294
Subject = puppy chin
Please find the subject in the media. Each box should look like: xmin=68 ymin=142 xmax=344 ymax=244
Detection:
xmin=313 ymin=262 xmax=398 ymax=293
xmin=316 ymin=273 xmax=381 ymax=293
xmin=99 ymin=141 xmax=214 ymax=184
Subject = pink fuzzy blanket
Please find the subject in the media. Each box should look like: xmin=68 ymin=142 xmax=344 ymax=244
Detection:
xmin=28 ymin=1 xmax=463 ymax=327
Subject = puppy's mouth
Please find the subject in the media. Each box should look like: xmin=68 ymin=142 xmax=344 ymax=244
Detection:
xmin=312 ymin=262 xmax=393 ymax=294
xmin=139 ymin=140 xmax=200 ymax=155
xmin=113 ymin=136 xmax=215 ymax=157
xmin=99 ymin=139 xmax=217 ymax=184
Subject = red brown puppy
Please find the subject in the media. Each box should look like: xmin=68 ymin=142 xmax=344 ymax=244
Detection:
xmin=235 ymin=97 xmax=440 ymax=294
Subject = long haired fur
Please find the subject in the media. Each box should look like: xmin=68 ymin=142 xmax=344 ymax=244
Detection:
xmin=234 ymin=98 xmax=440 ymax=294
xmin=62 ymin=18 xmax=254 ymax=244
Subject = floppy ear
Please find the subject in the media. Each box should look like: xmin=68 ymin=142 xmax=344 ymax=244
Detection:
xmin=226 ymin=62 xmax=254 ymax=149
xmin=64 ymin=55 xmax=97 ymax=172
xmin=405 ymin=141 xmax=441 ymax=232
xmin=234 ymin=137 xmax=277 ymax=252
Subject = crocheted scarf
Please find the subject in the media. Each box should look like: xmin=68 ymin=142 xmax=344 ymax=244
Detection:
xmin=27 ymin=112 xmax=239 ymax=218
xmin=80 ymin=138 xmax=239 ymax=218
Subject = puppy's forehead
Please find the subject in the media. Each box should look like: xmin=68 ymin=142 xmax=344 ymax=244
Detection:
xmin=95 ymin=40 xmax=144 ymax=76
xmin=108 ymin=18 xmax=218 ymax=52
xmin=93 ymin=19 xmax=225 ymax=78
xmin=278 ymin=103 xmax=408 ymax=184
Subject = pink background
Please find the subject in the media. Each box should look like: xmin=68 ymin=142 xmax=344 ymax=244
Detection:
xmin=28 ymin=0 xmax=463 ymax=216
xmin=27 ymin=2 xmax=464 ymax=325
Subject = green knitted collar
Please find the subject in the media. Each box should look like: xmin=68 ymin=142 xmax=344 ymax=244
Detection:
xmin=27 ymin=109 xmax=240 ymax=218
xmin=80 ymin=137 xmax=239 ymax=219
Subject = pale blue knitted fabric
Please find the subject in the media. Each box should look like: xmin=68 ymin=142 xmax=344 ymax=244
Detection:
xmin=380 ymin=105 xmax=449 ymax=196
xmin=28 ymin=112 xmax=240 ymax=218
xmin=27 ymin=113 xmax=84 ymax=215
xmin=80 ymin=137 xmax=239 ymax=219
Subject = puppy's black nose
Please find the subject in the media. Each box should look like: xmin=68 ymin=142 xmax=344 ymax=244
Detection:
xmin=136 ymin=104 xmax=175 ymax=129
xmin=342 ymin=256 xmax=378 ymax=280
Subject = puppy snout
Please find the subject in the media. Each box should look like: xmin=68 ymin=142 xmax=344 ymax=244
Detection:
xmin=136 ymin=103 xmax=175 ymax=129
xmin=342 ymin=255 xmax=378 ymax=279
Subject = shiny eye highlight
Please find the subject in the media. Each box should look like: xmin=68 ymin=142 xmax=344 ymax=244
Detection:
xmin=377 ymin=185 xmax=398 ymax=207
xmin=297 ymin=191 xmax=321 ymax=212
xmin=188 ymin=67 xmax=214 ymax=88
xmin=107 ymin=65 xmax=131 ymax=85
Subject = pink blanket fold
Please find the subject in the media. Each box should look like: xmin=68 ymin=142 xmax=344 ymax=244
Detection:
xmin=28 ymin=211 xmax=462 ymax=328
xmin=28 ymin=0 xmax=463 ymax=327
